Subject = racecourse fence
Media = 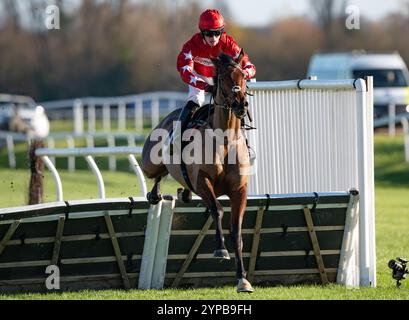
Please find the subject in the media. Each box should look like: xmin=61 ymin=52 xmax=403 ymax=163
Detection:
xmin=245 ymin=78 xmax=375 ymax=288
xmin=0 ymin=191 xmax=358 ymax=292
xmin=34 ymin=146 xmax=147 ymax=201
xmin=0 ymin=79 xmax=376 ymax=292
xmin=373 ymin=103 xmax=409 ymax=136
xmin=40 ymin=91 xmax=187 ymax=133
xmin=0 ymin=131 xmax=144 ymax=170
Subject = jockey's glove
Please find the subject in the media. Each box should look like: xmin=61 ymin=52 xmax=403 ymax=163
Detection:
xmin=204 ymin=84 xmax=214 ymax=93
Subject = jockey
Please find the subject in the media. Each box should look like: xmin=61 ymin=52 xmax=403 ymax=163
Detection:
xmin=175 ymin=9 xmax=256 ymax=139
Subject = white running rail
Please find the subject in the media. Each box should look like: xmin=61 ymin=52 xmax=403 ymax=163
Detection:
xmin=40 ymin=91 xmax=187 ymax=133
xmin=35 ymin=146 xmax=147 ymax=201
xmin=0 ymin=131 xmax=144 ymax=170
xmin=402 ymin=117 xmax=409 ymax=162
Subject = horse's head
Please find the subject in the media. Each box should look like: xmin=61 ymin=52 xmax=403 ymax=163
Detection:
xmin=212 ymin=51 xmax=249 ymax=119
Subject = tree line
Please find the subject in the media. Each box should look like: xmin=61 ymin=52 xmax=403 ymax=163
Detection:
xmin=1 ymin=0 xmax=409 ymax=102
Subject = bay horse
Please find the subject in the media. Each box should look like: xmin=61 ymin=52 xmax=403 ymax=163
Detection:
xmin=141 ymin=51 xmax=253 ymax=293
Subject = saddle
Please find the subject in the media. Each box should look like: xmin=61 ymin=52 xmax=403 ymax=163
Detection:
xmin=169 ymin=103 xmax=256 ymax=193
xmin=187 ymin=103 xmax=214 ymax=130
xmin=189 ymin=104 xmax=256 ymax=161
xmin=167 ymin=104 xmax=213 ymax=154
xmin=178 ymin=103 xmax=256 ymax=161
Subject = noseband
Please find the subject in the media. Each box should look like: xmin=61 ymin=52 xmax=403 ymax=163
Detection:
xmin=213 ymin=62 xmax=247 ymax=110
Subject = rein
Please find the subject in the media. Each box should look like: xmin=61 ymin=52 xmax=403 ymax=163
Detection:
xmin=210 ymin=62 xmax=255 ymax=131
xmin=212 ymin=63 xmax=252 ymax=109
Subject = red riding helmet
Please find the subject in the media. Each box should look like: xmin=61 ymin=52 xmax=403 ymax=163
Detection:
xmin=198 ymin=9 xmax=225 ymax=30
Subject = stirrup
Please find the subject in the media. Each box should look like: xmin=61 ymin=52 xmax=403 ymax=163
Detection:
xmin=248 ymin=146 xmax=256 ymax=165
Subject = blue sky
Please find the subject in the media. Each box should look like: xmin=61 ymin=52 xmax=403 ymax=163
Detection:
xmin=4 ymin=0 xmax=407 ymax=28
xmin=213 ymin=0 xmax=406 ymax=27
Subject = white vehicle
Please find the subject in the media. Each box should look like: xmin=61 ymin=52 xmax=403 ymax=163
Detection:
xmin=0 ymin=94 xmax=50 ymax=138
xmin=307 ymin=51 xmax=409 ymax=118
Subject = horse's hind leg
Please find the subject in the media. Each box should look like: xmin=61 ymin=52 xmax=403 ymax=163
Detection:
xmin=195 ymin=173 xmax=230 ymax=260
xmin=142 ymin=146 xmax=168 ymax=205
xmin=147 ymin=176 xmax=164 ymax=205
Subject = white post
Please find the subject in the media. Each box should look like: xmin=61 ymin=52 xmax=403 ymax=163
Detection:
xmin=66 ymin=135 xmax=75 ymax=172
xmin=73 ymin=99 xmax=84 ymax=135
xmin=103 ymin=103 xmax=111 ymax=131
xmin=355 ymin=78 xmax=375 ymax=287
xmin=85 ymin=155 xmax=105 ymax=199
xmin=168 ymin=99 xmax=176 ymax=113
xmin=337 ymin=191 xmax=360 ymax=286
xmin=107 ymin=135 xmax=116 ymax=171
xmin=401 ymin=118 xmax=409 ymax=162
xmin=86 ymin=134 xmax=94 ymax=148
xmin=42 ymin=155 xmax=63 ymax=201
xmin=6 ymin=135 xmax=16 ymax=169
xmin=388 ymin=103 xmax=396 ymax=137
xmin=127 ymin=135 xmax=136 ymax=172
xmin=127 ymin=135 xmax=135 ymax=147
xmin=46 ymin=137 xmax=56 ymax=165
xmin=88 ymin=102 xmax=96 ymax=133
xmin=128 ymin=154 xmax=148 ymax=197
xmin=118 ymin=101 xmax=126 ymax=131
xmin=151 ymin=99 xmax=160 ymax=129
xmin=365 ymin=76 xmax=376 ymax=287
xmin=139 ymin=201 xmax=163 ymax=289
xmin=151 ymin=198 xmax=175 ymax=289
xmin=135 ymin=99 xmax=143 ymax=132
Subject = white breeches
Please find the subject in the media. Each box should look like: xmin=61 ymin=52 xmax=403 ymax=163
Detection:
xmin=187 ymin=85 xmax=206 ymax=107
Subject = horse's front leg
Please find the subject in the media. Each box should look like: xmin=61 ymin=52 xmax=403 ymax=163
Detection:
xmin=230 ymin=185 xmax=254 ymax=293
xmin=195 ymin=173 xmax=230 ymax=260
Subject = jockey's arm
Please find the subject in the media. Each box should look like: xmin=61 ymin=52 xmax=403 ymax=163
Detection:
xmin=241 ymin=53 xmax=256 ymax=80
xmin=226 ymin=37 xmax=256 ymax=80
xmin=176 ymin=46 xmax=209 ymax=91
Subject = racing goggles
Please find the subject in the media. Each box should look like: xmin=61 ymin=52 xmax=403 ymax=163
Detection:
xmin=202 ymin=29 xmax=224 ymax=37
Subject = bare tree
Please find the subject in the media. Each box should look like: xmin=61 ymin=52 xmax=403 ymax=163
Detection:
xmin=1 ymin=0 xmax=20 ymax=31
xmin=309 ymin=0 xmax=347 ymax=50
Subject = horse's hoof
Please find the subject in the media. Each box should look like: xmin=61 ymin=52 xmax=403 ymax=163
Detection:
xmin=213 ymin=249 xmax=230 ymax=260
xmin=177 ymin=188 xmax=193 ymax=203
xmin=182 ymin=189 xmax=192 ymax=203
xmin=237 ymin=278 xmax=254 ymax=293
xmin=147 ymin=192 xmax=162 ymax=205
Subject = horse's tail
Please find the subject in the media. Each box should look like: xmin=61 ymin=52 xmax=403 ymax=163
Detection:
xmin=28 ymin=139 xmax=45 ymax=205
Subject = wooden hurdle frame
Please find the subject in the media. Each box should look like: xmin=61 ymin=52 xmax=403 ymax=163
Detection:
xmin=0 ymin=190 xmax=358 ymax=292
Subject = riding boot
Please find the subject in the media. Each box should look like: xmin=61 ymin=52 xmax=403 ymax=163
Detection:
xmin=170 ymin=100 xmax=200 ymax=153
xmin=173 ymin=100 xmax=199 ymax=140
xmin=179 ymin=100 xmax=200 ymax=132
xmin=246 ymin=138 xmax=256 ymax=165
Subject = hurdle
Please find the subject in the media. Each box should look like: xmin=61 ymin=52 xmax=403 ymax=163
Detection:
xmin=245 ymin=77 xmax=375 ymax=287
xmin=140 ymin=191 xmax=359 ymax=289
xmin=0 ymin=78 xmax=375 ymax=291
xmin=0 ymin=197 xmax=150 ymax=292
xmin=0 ymin=191 xmax=358 ymax=292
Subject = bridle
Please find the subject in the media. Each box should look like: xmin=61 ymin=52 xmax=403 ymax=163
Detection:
xmin=212 ymin=62 xmax=251 ymax=110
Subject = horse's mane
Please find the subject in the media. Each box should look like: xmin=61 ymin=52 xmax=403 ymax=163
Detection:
xmin=218 ymin=52 xmax=236 ymax=66
xmin=213 ymin=52 xmax=236 ymax=85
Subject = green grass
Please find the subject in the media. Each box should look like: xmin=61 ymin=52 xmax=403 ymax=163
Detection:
xmin=0 ymin=131 xmax=409 ymax=299
xmin=2 ymin=283 xmax=408 ymax=300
